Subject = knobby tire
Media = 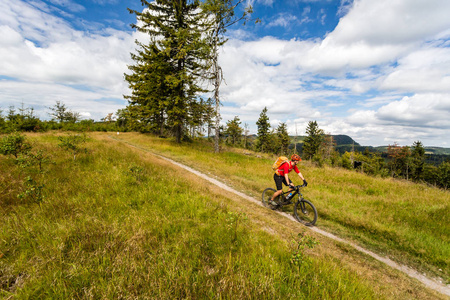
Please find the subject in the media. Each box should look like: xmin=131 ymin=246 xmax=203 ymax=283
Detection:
xmin=262 ymin=188 xmax=279 ymax=210
xmin=294 ymin=199 xmax=317 ymax=226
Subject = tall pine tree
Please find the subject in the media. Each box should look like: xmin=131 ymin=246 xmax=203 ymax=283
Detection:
xmin=276 ymin=122 xmax=290 ymax=155
xmin=126 ymin=0 xmax=209 ymax=142
xmin=256 ymin=107 xmax=270 ymax=153
xmin=303 ymin=121 xmax=324 ymax=160
xmin=125 ymin=43 xmax=169 ymax=134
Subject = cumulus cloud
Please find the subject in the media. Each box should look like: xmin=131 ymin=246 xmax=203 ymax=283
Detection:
xmin=380 ymin=47 xmax=450 ymax=93
xmin=376 ymin=94 xmax=450 ymax=128
xmin=217 ymin=0 xmax=450 ymax=146
xmin=0 ymin=0 xmax=144 ymax=120
xmin=330 ymin=0 xmax=450 ymax=45
xmin=1 ymin=0 xmax=450 ymax=147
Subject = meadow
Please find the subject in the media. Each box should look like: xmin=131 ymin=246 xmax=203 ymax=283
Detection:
xmin=1 ymin=131 xmax=448 ymax=299
xmin=117 ymin=132 xmax=449 ymax=280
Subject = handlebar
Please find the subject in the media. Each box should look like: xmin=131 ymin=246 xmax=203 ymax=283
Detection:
xmin=290 ymin=184 xmax=307 ymax=189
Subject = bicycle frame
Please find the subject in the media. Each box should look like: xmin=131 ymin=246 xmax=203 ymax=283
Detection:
xmin=279 ymin=185 xmax=304 ymax=204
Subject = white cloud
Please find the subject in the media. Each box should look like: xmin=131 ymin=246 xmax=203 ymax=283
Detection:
xmin=1 ymin=0 xmax=450 ymax=147
xmin=376 ymin=94 xmax=450 ymax=128
xmin=213 ymin=0 xmax=450 ymax=147
xmin=47 ymin=0 xmax=85 ymax=13
xmin=330 ymin=0 xmax=450 ymax=46
xmin=0 ymin=80 xmax=126 ymax=120
xmin=0 ymin=0 xmax=144 ymax=120
xmin=381 ymin=47 xmax=450 ymax=93
xmin=266 ymin=14 xmax=298 ymax=28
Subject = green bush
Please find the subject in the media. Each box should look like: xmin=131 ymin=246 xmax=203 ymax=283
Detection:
xmin=0 ymin=132 xmax=32 ymax=158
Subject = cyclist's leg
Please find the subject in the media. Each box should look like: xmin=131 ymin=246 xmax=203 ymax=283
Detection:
xmin=271 ymin=174 xmax=284 ymax=201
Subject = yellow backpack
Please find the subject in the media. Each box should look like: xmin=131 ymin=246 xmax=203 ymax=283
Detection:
xmin=272 ymin=156 xmax=289 ymax=172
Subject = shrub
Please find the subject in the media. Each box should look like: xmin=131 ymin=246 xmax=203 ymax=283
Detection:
xmin=0 ymin=132 xmax=32 ymax=158
xmin=58 ymin=133 xmax=89 ymax=160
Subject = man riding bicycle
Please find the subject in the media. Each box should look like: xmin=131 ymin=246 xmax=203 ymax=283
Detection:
xmin=270 ymin=154 xmax=307 ymax=205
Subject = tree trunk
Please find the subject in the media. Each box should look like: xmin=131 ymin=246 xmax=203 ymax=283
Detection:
xmin=213 ymin=27 xmax=221 ymax=153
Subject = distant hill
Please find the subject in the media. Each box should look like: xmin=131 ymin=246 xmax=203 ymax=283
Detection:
xmin=252 ymin=134 xmax=450 ymax=157
xmin=332 ymin=135 xmax=360 ymax=146
xmin=374 ymin=146 xmax=450 ymax=155
xmin=289 ymin=134 xmax=359 ymax=147
xmin=423 ymin=147 xmax=450 ymax=155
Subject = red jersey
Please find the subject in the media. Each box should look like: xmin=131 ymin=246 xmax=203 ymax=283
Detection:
xmin=276 ymin=161 xmax=300 ymax=176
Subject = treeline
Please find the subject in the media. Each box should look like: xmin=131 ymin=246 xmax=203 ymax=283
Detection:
xmin=2 ymin=102 xmax=449 ymax=189
xmin=0 ymin=102 xmax=124 ymax=133
xmin=249 ymin=107 xmax=449 ymax=190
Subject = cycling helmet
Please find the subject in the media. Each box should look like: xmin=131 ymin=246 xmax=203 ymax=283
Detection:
xmin=291 ymin=154 xmax=301 ymax=161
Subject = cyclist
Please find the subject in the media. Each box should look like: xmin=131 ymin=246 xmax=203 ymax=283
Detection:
xmin=270 ymin=154 xmax=307 ymax=205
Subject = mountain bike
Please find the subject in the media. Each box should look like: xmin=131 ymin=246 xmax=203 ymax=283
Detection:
xmin=262 ymin=184 xmax=317 ymax=226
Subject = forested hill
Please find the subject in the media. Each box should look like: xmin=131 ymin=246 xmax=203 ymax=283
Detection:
xmin=375 ymin=146 xmax=450 ymax=155
xmin=288 ymin=135 xmax=450 ymax=160
xmin=254 ymin=134 xmax=450 ymax=157
xmin=289 ymin=134 xmax=359 ymax=147
xmin=288 ymin=134 xmax=360 ymax=146
xmin=332 ymin=135 xmax=360 ymax=146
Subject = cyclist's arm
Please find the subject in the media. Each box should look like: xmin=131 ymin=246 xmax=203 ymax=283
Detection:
xmin=293 ymin=165 xmax=305 ymax=182
xmin=285 ymin=173 xmax=294 ymax=187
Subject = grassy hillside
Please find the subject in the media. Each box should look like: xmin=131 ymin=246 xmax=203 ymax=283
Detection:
xmin=115 ymin=133 xmax=449 ymax=281
xmin=1 ymin=132 xmax=448 ymax=299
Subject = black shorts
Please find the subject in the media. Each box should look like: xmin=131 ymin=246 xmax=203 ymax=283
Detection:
xmin=274 ymin=174 xmax=292 ymax=191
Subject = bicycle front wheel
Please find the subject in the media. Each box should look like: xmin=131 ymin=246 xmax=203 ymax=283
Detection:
xmin=262 ymin=188 xmax=278 ymax=209
xmin=294 ymin=199 xmax=317 ymax=226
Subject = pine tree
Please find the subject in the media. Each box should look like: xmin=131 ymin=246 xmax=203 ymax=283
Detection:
xmin=276 ymin=122 xmax=290 ymax=155
xmin=225 ymin=116 xmax=243 ymax=145
xmin=256 ymin=107 xmax=270 ymax=152
xmin=125 ymin=43 xmax=170 ymax=134
xmin=410 ymin=140 xmax=425 ymax=180
xmin=302 ymin=121 xmax=324 ymax=160
xmin=126 ymin=0 xmax=209 ymax=142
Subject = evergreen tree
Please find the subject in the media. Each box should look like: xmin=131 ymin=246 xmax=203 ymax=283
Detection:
xmin=126 ymin=0 xmax=209 ymax=142
xmin=5 ymin=105 xmax=42 ymax=132
xmin=302 ymin=121 xmax=324 ymax=160
xmin=410 ymin=140 xmax=425 ymax=180
xmin=125 ymin=43 xmax=170 ymax=135
xmin=256 ymin=107 xmax=270 ymax=152
xmin=438 ymin=162 xmax=450 ymax=189
xmin=187 ymin=98 xmax=211 ymax=137
xmin=276 ymin=122 xmax=290 ymax=155
xmin=225 ymin=116 xmax=243 ymax=145
xmin=0 ymin=109 xmax=4 ymax=131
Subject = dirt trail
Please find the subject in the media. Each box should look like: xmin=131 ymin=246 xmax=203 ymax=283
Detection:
xmin=113 ymin=136 xmax=450 ymax=297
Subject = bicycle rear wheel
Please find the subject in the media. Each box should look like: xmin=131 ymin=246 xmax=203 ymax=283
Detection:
xmin=294 ymin=199 xmax=317 ymax=226
xmin=262 ymin=188 xmax=279 ymax=210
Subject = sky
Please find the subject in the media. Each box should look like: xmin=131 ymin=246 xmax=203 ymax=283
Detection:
xmin=1 ymin=0 xmax=450 ymax=147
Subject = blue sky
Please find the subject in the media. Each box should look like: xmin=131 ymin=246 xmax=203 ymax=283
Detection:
xmin=1 ymin=0 xmax=450 ymax=147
